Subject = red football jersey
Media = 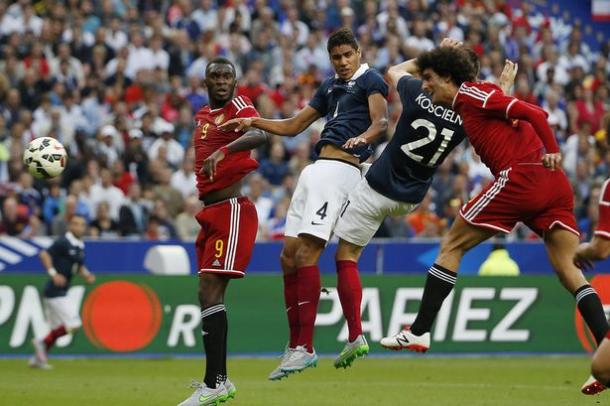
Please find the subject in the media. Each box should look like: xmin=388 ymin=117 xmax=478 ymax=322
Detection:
xmin=193 ymin=95 xmax=260 ymax=197
xmin=452 ymin=82 xmax=545 ymax=176
xmin=595 ymin=178 xmax=610 ymax=239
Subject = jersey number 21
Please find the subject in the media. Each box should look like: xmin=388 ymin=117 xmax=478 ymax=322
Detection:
xmin=401 ymin=118 xmax=455 ymax=167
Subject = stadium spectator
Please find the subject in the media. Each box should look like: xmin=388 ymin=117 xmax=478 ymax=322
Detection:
xmin=89 ymin=201 xmax=120 ymax=239
xmin=175 ymin=195 xmax=201 ymax=241
xmin=90 ymin=168 xmax=125 ymax=221
xmin=0 ymin=0 xmax=605 ymax=243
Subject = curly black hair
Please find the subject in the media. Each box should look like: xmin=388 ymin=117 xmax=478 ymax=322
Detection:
xmin=327 ymin=27 xmax=359 ymax=53
xmin=416 ymin=47 xmax=478 ymax=86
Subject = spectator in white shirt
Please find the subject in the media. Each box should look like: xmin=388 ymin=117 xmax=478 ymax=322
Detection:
xmin=148 ymin=121 xmax=185 ymax=169
xmin=105 ymin=16 xmax=128 ymax=52
xmin=404 ymin=18 xmax=434 ymax=57
xmin=192 ymin=0 xmax=218 ymax=33
xmin=90 ymin=168 xmax=125 ymax=221
xmin=125 ymin=31 xmax=155 ymax=79
xmin=294 ymin=32 xmax=330 ymax=74
xmin=246 ymin=173 xmax=273 ymax=240
xmin=150 ymin=35 xmax=169 ymax=71
xmin=171 ymin=149 xmax=197 ymax=198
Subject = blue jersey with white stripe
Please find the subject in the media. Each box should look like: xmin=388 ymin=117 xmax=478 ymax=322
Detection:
xmin=309 ymin=64 xmax=388 ymax=163
xmin=366 ymin=75 xmax=466 ymax=203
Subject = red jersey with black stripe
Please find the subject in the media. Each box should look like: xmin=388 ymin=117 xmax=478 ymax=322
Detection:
xmin=595 ymin=178 xmax=610 ymax=239
xmin=452 ymin=82 xmax=544 ymax=176
xmin=193 ymin=95 xmax=260 ymax=197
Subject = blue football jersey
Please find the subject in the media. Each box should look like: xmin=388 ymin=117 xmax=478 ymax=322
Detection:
xmin=309 ymin=64 xmax=388 ymax=162
xmin=366 ymin=75 xmax=467 ymax=203
xmin=43 ymin=232 xmax=85 ymax=298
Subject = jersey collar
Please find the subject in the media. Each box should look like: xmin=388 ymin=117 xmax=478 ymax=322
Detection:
xmin=66 ymin=231 xmax=84 ymax=248
xmin=335 ymin=63 xmax=369 ymax=81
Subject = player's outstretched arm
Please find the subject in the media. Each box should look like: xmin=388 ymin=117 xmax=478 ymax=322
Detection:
xmin=343 ymin=93 xmax=388 ymax=149
xmin=219 ymin=106 xmax=321 ymax=137
xmin=498 ymin=59 xmax=518 ymax=94
xmin=574 ymin=237 xmax=610 ymax=270
xmin=202 ymin=129 xmax=269 ymax=181
xmin=39 ymin=250 xmax=66 ymax=287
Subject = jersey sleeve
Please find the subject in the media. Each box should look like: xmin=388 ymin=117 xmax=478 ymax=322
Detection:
xmin=397 ymin=75 xmax=422 ymax=106
xmin=231 ymin=96 xmax=260 ymax=119
xmin=363 ymin=70 xmax=389 ymax=98
xmin=308 ymin=80 xmax=330 ymax=115
xmin=455 ymin=83 xmax=515 ymax=117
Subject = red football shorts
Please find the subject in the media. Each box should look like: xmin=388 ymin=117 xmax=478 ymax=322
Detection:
xmin=195 ymin=196 xmax=258 ymax=278
xmin=595 ymin=180 xmax=610 ymax=239
xmin=460 ymin=164 xmax=579 ymax=237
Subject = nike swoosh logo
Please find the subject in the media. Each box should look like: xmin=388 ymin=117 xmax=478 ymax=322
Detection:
xmin=298 ymin=301 xmax=310 ymax=306
xmin=311 ymin=221 xmax=323 ymax=225
xmin=286 ymin=307 xmax=292 ymax=312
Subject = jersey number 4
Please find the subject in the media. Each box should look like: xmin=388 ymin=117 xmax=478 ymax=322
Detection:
xmin=401 ymin=118 xmax=455 ymax=167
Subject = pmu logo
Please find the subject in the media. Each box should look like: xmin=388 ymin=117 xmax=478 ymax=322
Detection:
xmin=82 ymin=281 xmax=162 ymax=352
xmin=574 ymin=275 xmax=610 ymax=352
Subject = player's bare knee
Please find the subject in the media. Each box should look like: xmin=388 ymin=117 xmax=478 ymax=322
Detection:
xmin=280 ymin=250 xmax=296 ymax=274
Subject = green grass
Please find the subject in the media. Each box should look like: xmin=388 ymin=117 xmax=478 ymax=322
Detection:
xmin=2 ymin=356 xmax=607 ymax=405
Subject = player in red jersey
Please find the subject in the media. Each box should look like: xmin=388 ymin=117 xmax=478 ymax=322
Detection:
xmin=177 ymin=57 xmax=268 ymax=406
xmin=380 ymin=47 xmax=610 ymax=386
xmin=573 ymin=178 xmax=610 ymax=395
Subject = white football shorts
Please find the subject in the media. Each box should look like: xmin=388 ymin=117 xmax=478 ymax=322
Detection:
xmin=44 ymin=296 xmax=82 ymax=330
xmin=285 ymin=158 xmax=362 ymax=241
xmin=334 ymin=178 xmax=418 ymax=246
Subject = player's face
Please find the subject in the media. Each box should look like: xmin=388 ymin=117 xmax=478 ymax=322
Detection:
xmin=69 ymin=216 xmax=87 ymax=238
xmin=421 ymin=68 xmax=455 ymax=106
xmin=329 ymin=44 xmax=361 ymax=81
xmin=204 ymin=63 xmax=237 ymax=104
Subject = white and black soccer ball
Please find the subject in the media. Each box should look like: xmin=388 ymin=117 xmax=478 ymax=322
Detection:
xmin=23 ymin=137 xmax=68 ymax=179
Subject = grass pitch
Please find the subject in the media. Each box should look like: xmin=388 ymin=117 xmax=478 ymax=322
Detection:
xmin=2 ymin=356 xmax=607 ymax=405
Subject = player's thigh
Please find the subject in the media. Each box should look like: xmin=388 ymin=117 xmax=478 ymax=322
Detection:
xmin=293 ymin=160 xmax=361 ymax=242
xmin=543 ymin=228 xmax=587 ymax=292
xmin=592 ymin=337 xmax=610 ymax=384
xmin=197 ymin=197 xmax=258 ymax=279
xmin=437 ymin=216 xmax=497 ymax=270
xmin=334 ymin=179 xmax=417 ymax=248
xmin=45 ymin=297 xmax=81 ymax=329
xmin=284 ymin=167 xmax=309 ymax=239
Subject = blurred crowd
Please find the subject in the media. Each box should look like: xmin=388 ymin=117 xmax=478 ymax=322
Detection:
xmin=0 ymin=0 xmax=608 ymax=242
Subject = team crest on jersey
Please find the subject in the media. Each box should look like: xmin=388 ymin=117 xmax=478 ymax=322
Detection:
xmin=214 ymin=114 xmax=225 ymax=125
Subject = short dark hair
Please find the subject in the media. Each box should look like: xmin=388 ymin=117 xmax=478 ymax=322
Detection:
xmin=417 ymin=47 xmax=477 ymax=86
xmin=327 ymin=27 xmax=359 ymax=53
xmin=205 ymin=57 xmax=236 ymax=76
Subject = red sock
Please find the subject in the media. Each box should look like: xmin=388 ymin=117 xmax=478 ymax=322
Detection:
xmin=336 ymin=260 xmax=363 ymax=342
xmin=296 ymin=265 xmax=321 ymax=353
xmin=43 ymin=325 xmax=67 ymax=350
xmin=283 ymin=273 xmax=300 ymax=348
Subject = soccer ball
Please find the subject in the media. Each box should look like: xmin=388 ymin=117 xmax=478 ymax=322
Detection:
xmin=23 ymin=137 xmax=68 ymax=179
